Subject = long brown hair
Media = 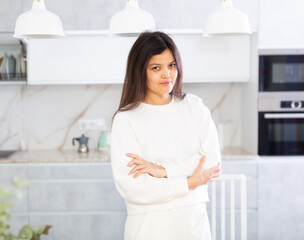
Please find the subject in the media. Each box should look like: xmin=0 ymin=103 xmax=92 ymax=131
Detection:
xmin=112 ymin=31 xmax=186 ymax=121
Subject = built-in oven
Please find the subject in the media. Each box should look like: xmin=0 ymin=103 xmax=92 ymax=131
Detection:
xmin=258 ymin=92 xmax=304 ymax=155
xmin=259 ymin=49 xmax=304 ymax=92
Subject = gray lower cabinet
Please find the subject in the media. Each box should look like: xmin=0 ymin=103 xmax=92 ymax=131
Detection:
xmin=257 ymin=159 xmax=304 ymax=240
xmin=0 ymin=164 xmax=28 ymax=212
xmin=26 ymin=162 xmax=126 ymax=240
xmin=223 ymin=158 xmax=304 ymax=240
xmin=2 ymin=161 xmax=258 ymax=240
xmin=0 ymin=162 xmax=126 ymax=239
xmin=3 ymin=158 xmax=304 ymax=240
xmin=0 ymin=164 xmax=29 ymax=236
xmin=29 ymin=212 xmax=127 ymax=240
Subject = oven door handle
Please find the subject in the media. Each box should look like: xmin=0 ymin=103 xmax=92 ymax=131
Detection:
xmin=264 ymin=113 xmax=304 ymax=119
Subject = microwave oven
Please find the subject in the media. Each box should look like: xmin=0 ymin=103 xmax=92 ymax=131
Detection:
xmin=259 ymin=49 xmax=304 ymax=92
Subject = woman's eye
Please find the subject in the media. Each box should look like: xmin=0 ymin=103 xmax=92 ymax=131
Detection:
xmin=169 ymin=63 xmax=176 ymax=68
xmin=152 ymin=66 xmax=159 ymax=70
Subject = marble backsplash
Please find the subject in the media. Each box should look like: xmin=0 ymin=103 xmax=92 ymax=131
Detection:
xmin=0 ymin=83 xmax=242 ymax=151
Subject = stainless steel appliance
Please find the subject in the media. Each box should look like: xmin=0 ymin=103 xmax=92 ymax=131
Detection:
xmin=259 ymin=49 xmax=304 ymax=155
xmin=258 ymin=92 xmax=304 ymax=155
xmin=259 ymin=49 xmax=304 ymax=92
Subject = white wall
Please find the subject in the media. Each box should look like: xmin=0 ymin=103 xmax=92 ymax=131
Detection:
xmin=0 ymin=83 xmax=243 ymax=151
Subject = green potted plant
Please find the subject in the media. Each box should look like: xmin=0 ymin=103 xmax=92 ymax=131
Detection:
xmin=0 ymin=178 xmax=51 ymax=240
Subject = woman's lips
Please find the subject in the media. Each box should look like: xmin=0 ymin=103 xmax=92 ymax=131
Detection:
xmin=160 ymin=81 xmax=171 ymax=86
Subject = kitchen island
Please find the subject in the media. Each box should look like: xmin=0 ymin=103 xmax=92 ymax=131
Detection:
xmin=1 ymin=149 xmax=303 ymax=240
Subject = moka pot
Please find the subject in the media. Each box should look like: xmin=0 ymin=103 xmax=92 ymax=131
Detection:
xmin=72 ymin=134 xmax=89 ymax=153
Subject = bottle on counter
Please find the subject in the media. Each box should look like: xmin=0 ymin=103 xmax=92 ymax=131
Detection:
xmin=97 ymin=129 xmax=109 ymax=152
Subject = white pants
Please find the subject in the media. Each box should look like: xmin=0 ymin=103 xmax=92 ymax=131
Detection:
xmin=124 ymin=203 xmax=211 ymax=240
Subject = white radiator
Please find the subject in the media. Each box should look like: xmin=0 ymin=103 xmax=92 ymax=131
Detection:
xmin=210 ymin=174 xmax=247 ymax=240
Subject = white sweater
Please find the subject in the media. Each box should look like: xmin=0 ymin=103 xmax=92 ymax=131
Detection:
xmin=110 ymin=93 xmax=221 ymax=215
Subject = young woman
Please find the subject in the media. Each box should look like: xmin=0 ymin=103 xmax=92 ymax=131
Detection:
xmin=111 ymin=31 xmax=222 ymax=240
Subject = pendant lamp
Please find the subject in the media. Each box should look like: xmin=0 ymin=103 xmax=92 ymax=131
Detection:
xmin=14 ymin=0 xmax=65 ymax=39
xmin=109 ymin=0 xmax=156 ymax=35
xmin=203 ymin=0 xmax=251 ymax=36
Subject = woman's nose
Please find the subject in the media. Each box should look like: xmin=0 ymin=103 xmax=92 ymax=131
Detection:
xmin=161 ymin=68 xmax=171 ymax=78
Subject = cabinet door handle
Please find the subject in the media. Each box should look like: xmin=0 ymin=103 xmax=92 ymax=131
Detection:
xmin=264 ymin=113 xmax=304 ymax=119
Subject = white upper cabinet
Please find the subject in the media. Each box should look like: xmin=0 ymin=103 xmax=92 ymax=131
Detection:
xmin=174 ymin=35 xmax=251 ymax=83
xmin=258 ymin=0 xmax=304 ymax=47
xmin=27 ymin=35 xmax=136 ymax=84
xmin=27 ymin=33 xmax=251 ymax=85
xmin=23 ymin=0 xmax=254 ymax=85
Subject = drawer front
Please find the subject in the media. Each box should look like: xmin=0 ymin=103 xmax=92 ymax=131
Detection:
xmin=29 ymin=212 xmax=127 ymax=240
xmin=28 ymin=163 xmax=113 ymax=179
xmin=28 ymin=180 xmax=125 ymax=211
xmin=0 ymin=164 xmax=28 ymax=211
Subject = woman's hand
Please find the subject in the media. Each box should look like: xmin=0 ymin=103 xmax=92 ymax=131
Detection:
xmin=126 ymin=153 xmax=167 ymax=178
xmin=187 ymin=155 xmax=222 ymax=189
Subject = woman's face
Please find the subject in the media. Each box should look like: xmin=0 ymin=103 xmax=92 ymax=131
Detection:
xmin=146 ymin=49 xmax=178 ymax=98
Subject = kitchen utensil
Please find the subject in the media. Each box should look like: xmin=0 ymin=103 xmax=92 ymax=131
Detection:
xmin=9 ymin=55 xmax=16 ymax=79
xmin=0 ymin=57 xmax=3 ymax=80
xmin=72 ymin=134 xmax=89 ymax=153
xmin=1 ymin=54 xmax=7 ymax=79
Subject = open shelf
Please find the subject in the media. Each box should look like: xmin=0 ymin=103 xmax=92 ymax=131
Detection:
xmin=0 ymin=80 xmax=27 ymax=85
xmin=0 ymin=32 xmax=27 ymax=85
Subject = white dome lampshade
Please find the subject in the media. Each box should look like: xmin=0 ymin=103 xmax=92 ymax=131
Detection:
xmin=203 ymin=0 xmax=251 ymax=36
xmin=109 ymin=0 xmax=156 ymax=35
xmin=14 ymin=0 xmax=65 ymax=39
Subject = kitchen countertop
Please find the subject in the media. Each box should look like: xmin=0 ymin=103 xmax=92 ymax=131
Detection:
xmin=0 ymin=147 xmax=258 ymax=163
xmin=0 ymin=149 xmax=110 ymax=163
xmin=221 ymin=147 xmax=258 ymax=160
